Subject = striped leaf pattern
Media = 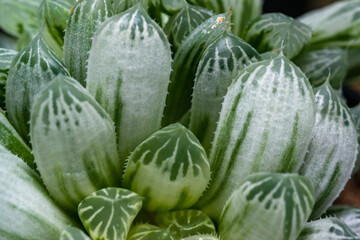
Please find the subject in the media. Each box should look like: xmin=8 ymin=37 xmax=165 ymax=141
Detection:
xmin=298 ymin=0 xmax=360 ymax=48
xmin=123 ymin=123 xmax=211 ymax=212
xmin=155 ymin=210 xmax=216 ymax=238
xmin=38 ymin=0 xmax=75 ymax=48
xmin=30 ymin=75 xmax=122 ymax=212
xmin=245 ymin=13 xmax=312 ymax=59
xmin=188 ymin=0 xmax=262 ymax=37
xmin=298 ymin=217 xmax=360 ymax=240
xmin=0 ymin=111 xmax=34 ymax=170
xmin=78 ymin=188 xmax=143 ymax=240
xmin=219 ymin=173 xmax=315 ymax=240
xmin=189 ymin=31 xmax=260 ymax=153
xmin=197 ymin=55 xmax=316 ymax=220
xmin=5 ymin=34 xmax=68 ymax=142
xmin=127 ymin=224 xmax=177 ymax=240
xmin=64 ymin=0 xmax=113 ymax=86
xmin=163 ymin=2 xmax=213 ymax=53
xmin=86 ymin=5 xmax=172 ymax=162
xmin=299 ymin=81 xmax=358 ymax=219
xmin=324 ymin=205 xmax=360 ymax=236
xmin=162 ymin=13 xmax=227 ymax=126
xmin=60 ymin=226 xmax=91 ymax=240
xmin=293 ymin=47 xmax=348 ymax=89
xmin=0 ymin=146 xmax=76 ymax=239
xmin=182 ymin=235 xmax=219 ymax=240
xmin=0 ymin=48 xmax=17 ymax=108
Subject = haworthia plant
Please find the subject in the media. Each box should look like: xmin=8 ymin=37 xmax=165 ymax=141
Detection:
xmin=0 ymin=110 xmax=34 ymax=170
xmin=345 ymin=49 xmax=360 ymax=85
xmin=219 ymin=173 xmax=315 ymax=240
xmin=155 ymin=210 xmax=216 ymax=238
xmin=324 ymin=205 xmax=360 ymax=236
xmin=245 ymin=13 xmax=312 ymax=59
xmin=5 ymin=33 xmax=68 ymax=142
xmin=189 ymin=31 xmax=260 ymax=153
xmin=293 ymin=47 xmax=348 ymax=89
xmin=163 ymin=2 xmax=213 ymax=53
xmin=299 ymin=81 xmax=358 ymax=219
xmin=298 ymin=0 xmax=360 ymax=49
xmin=78 ymin=188 xmax=143 ymax=240
xmin=0 ymin=48 xmax=17 ymax=108
xmin=0 ymin=146 xmax=77 ymax=239
xmin=30 ymin=75 xmax=122 ymax=212
xmin=60 ymin=226 xmax=91 ymax=240
xmin=197 ymin=55 xmax=316 ymax=220
xmin=297 ymin=217 xmax=360 ymax=240
xmin=123 ymin=123 xmax=210 ymax=212
xmin=127 ymin=224 xmax=176 ymax=240
xmin=64 ymin=0 xmax=113 ymax=86
xmin=188 ymin=0 xmax=262 ymax=37
xmin=162 ymin=13 xmax=227 ymax=126
xmin=38 ymin=0 xmax=75 ymax=49
xmin=351 ymin=104 xmax=360 ymax=175
xmin=86 ymin=5 xmax=172 ymax=161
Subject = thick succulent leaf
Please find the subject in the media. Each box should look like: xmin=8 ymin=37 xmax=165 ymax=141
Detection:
xmin=293 ymin=47 xmax=348 ymax=89
xmin=60 ymin=226 xmax=91 ymax=240
xmin=162 ymin=13 xmax=228 ymax=126
xmin=0 ymin=48 xmax=17 ymax=108
xmin=64 ymin=0 xmax=113 ymax=86
xmin=324 ymin=205 xmax=360 ymax=236
xmin=0 ymin=0 xmax=41 ymax=38
xmin=86 ymin=5 xmax=171 ymax=162
xmin=30 ymin=75 xmax=122 ymax=212
xmin=38 ymin=0 xmax=75 ymax=49
xmin=123 ymin=123 xmax=210 ymax=212
xmin=245 ymin=13 xmax=312 ymax=59
xmin=78 ymin=188 xmax=143 ymax=240
xmin=219 ymin=173 xmax=315 ymax=240
xmin=127 ymin=224 xmax=177 ymax=240
xmin=0 ymin=146 xmax=76 ymax=239
xmin=298 ymin=0 xmax=360 ymax=48
xmin=345 ymin=49 xmax=360 ymax=85
xmin=163 ymin=3 xmax=213 ymax=53
xmin=351 ymin=104 xmax=360 ymax=175
xmin=299 ymin=81 xmax=358 ymax=219
xmin=0 ymin=111 xmax=34 ymax=170
xmin=155 ymin=209 xmax=216 ymax=238
xmin=298 ymin=217 xmax=360 ymax=240
xmin=5 ymin=34 xmax=68 ymax=142
xmin=197 ymin=55 xmax=316 ymax=220
xmin=182 ymin=235 xmax=219 ymax=240
xmin=188 ymin=0 xmax=262 ymax=37
xmin=189 ymin=31 xmax=260 ymax=153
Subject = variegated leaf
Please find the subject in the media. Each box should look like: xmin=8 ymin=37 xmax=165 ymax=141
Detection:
xmin=123 ymin=123 xmax=210 ymax=212
xmin=86 ymin=5 xmax=171 ymax=162
xmin=182 ymin=235 xmax=219 ymax=240
xmin=64 ymin=0 xmax=113 ymax=86
xmin=162 ymin=13 xmax=227 ymax=126
xmin=60 ymin=226 xmax=91 ymax=240
xmin=127 ymin=224 xmax=177 ymax=240
xmin=324 ymin=205 xmax=360 ymax=236
xmin=298 ymin=217 xmax=360 ymax=240
xmin=163 ymin=2 xmax=213 ymax=53
xmin=298 ymin=0 xmax=360 ymax=48
xmin=30 ymin=75 xmax=122 ymax=212
xmin=293 ymin=47 xmax=348 ymax=89
xmin=299 ymin=81 xmax=358 ymax=219
xmin=0 ymin=48 xmax=17 ymax=108
xmin=245 ymin=13 xmax=312 ymax=59
xmin=345 ymin=49 xmax=360 ymax=85
xmin=78 ymin=188 xmax=143 ymax=240
xmin=0 ymin=111 xmax=34 ymax=170
xmin=5 ymin=34 xmax=68 ymax=142
xmin=189 ymin=31 xmax=260 ymax=153
xmin=155 ymin=209 xmax=216 ymax=238
xmin=197 ymin=55 xmax=316 ymax=220
xmin=351 ymin=104 xmax=360 ymax=175
xmin=187 ymin=0 xmax=262 ymax=37
xmin=0 ymin=146 xmax=76 ymax=239
xmin=219 ymin=173 xmax=315 ymax=240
